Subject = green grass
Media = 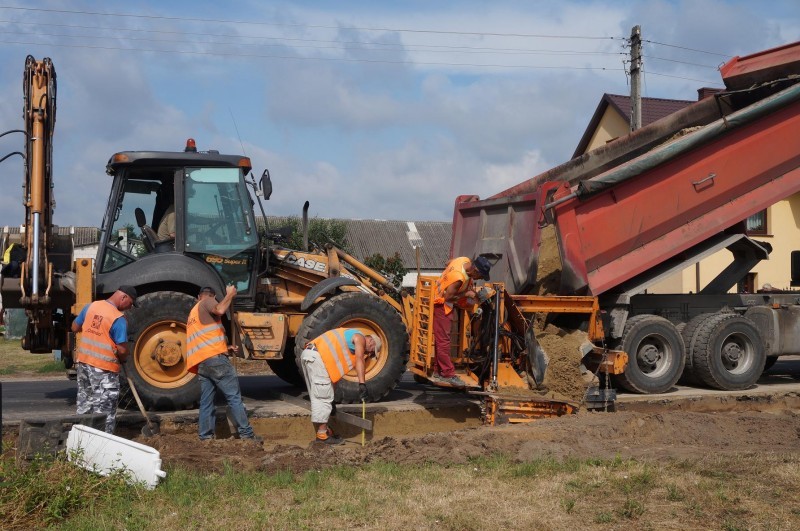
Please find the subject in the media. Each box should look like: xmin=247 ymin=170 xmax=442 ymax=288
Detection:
xmin=3 ymin=448 xmax=800 ymax=530
xmin=0 ymin=339 xmax=64 ymax=376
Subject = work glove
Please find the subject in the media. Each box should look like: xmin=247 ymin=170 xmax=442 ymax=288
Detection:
xmin=358 ymin=383 xmax=369 ymax=402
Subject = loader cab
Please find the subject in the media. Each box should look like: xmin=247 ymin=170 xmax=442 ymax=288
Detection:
xmin=96 ymin=145 xmax=259 ymax=296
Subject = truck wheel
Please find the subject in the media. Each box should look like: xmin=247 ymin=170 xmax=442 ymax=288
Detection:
xmin=294 ymin=292 xmax=409 ymax=403
xmin=266 ymin=338 xmax=306 ymax=388
xmin=691 ymin=314 xmax=765 ymax=390
xmin=124 ymin=291 xmax=200 ymax=410
xmin=679 ymin=313 xmax=714 ymax=385
xmin=615 ymin=314 xmax=685 ymax=394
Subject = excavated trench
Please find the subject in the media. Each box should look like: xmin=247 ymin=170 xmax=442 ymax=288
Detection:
xmin=146 ymin=402 xmax=484 ymax=448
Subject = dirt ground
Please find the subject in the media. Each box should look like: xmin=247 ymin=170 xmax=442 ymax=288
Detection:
xmin=135 ymin=225 xmax=800 ymax=477
xmin=138 ymin=400 xmax=800 ymax=475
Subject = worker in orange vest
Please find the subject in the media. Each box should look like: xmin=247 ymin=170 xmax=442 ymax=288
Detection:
xmin=186 ymin=285 xmax=261 ymax=442
xmin=71 ymin=285 xmax=138 ymax=433
xmin=432 ymin=256 xmax=491 ymax=387
xmin=300 ymin=328 xmax=381 ymax=445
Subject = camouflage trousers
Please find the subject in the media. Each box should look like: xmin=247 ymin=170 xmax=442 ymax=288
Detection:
xmin=76 ymin=362 xmax=120 ymax=434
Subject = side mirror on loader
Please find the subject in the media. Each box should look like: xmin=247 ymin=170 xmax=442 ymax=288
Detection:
xmin=260 ymin=169 xmax=272 ymax=200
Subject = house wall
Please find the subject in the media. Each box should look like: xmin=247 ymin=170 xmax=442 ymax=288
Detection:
xmin=584 ymin=108 xmax=629 ymax=152
xmin=74 ymin=245 xmax=98 ymax=261
xmin=646 ymin=194 xmax=800 ymax=294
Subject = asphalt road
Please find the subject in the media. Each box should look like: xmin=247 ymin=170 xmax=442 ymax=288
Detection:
xmin=2 ymin=358 xmax=799 ymax=426
xmin=0 ymin=371 xmax=470 ymax=425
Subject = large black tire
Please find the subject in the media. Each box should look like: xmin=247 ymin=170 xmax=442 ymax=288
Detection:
xmin=614 ymin=314 xmax=685 ymax=394
xmin=679 ymin=313 xmax=714 ymax=385
xmin=123 ymin=291 xmax=200 ymax=410
xmin=266 ymin=337 xmax=306 ymax=388
xmin=691 ymin=314 xmax=765 ymax=390
xmin=294 ymin=292 xmax=409 ymax=403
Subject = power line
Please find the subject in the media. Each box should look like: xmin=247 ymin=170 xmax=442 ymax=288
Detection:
xmin=0 ymin=37 xmax=629 ymax=72
xmin=0 ymin=5 xmax=621 ymax=40
xmin=644 ymin=39 xmax=732 ymax=58
xmin=646 ymin=70 xmax=722 ymax=85
xmin=642 ymin=55 xmax=719 ymax=69
xmin=0 ymin=19 xmax=625 ymax=56
xmin=0 ymin=26 xmax=628 ymax=58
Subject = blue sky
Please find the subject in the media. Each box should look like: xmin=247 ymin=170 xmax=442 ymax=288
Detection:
xmin=0 ymin=0 xmax=798 ymax=227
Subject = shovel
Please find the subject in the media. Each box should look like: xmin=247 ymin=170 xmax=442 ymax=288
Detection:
xmin=121 ymin=366 xmax=160 ymax=437
xmin=525 ymin=326 xmax=550 ymax=388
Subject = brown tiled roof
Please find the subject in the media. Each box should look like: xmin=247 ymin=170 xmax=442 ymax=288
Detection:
xmin=573 ymin=93 xmax=694 ymax=157
xmin=605 ymin=94 xmax=694 ymax=127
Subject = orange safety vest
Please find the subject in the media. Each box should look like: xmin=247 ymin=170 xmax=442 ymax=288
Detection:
xmin=434 ymin=257 xmax=473 ymax=315
xmin=75 ymin=300 xmax=124 ymax=373
xmin=185 ymin=302 xmax=227 ymax=374
xmin=310 ymin=328 xmax=361 ymax=384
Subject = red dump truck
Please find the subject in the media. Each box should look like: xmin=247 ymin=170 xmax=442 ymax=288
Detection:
xmin=450 ymin=41 xmax=800 ymax=394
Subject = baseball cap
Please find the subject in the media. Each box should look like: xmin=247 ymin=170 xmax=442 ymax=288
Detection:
xmin=472 ymin=256 xmax=491 ymax=280
xmin=118 ymin=285 xmax=139 ymax=307
xmin=199 ymin=286 xmax=216 ymax=296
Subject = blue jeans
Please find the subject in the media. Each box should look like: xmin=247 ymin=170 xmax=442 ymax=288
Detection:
xmin=197 ymin=355 xmax=255 ymax=439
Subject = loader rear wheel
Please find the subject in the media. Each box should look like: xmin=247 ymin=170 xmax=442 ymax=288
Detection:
xmin=123 ymin=291 xmax=199 ymax=410
xmin=691 ymin=314 xmax=765 ymax=390
xmin=294 ymin=292 xmax=409 ymax=403
xmin=266 ymin=338 xmax=306 ymax=388
xmin=615 ymin=314 xmax=685 ymax=394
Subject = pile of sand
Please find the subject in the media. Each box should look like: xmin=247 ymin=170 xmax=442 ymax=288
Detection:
xmin=530 ymin=224 xmax=590 ymax=405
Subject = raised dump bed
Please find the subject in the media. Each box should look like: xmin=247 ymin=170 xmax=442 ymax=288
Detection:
xmin=451 ymin=41 xmax=800 ymax=396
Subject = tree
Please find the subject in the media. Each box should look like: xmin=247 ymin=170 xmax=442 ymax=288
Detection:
xmin=364 ymin=252 xmax=407 ymax=292
xmin=260 ymin=217 xmax=348 ymax=252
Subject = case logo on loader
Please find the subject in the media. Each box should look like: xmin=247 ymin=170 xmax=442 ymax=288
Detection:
xmin=281 ymin=255 xmax=327 ymax=273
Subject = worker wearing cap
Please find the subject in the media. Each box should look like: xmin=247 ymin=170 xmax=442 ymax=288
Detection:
xmin=186 ymin=285 xmax=261 ymax=442
xmin=300 ymin=328 xmax=380 ymax=445
xmin=432 ymin=256 xmax=492 ymax=387
xmin=71 ymin=285 xmax=138 ymax=434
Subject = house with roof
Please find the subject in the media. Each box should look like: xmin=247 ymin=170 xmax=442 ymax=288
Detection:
xmin=260 ymin=216 xmax=452 ymax=287
xmin=573 ymin=89 xmax=798 ymax=293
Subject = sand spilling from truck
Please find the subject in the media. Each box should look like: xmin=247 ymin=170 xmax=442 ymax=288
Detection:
xmin=530 ymin=224 xmax=589 ymax=405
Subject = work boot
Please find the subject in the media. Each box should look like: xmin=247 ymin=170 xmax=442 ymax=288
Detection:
xmin=243 ymin=434 xmax=264 ymax=443
xmin=314 ymin=431 xmax=344 ymax=446
xmin=431 ymin=373 xmax=466 ymax=388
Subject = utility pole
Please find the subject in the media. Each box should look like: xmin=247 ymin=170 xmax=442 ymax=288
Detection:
xmin=630 ymin=25 xmax=642 ymax=131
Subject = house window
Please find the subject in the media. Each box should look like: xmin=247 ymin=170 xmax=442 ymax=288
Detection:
xmin=746 ymin=209 xmax=767 ymax=235
xmin=738 ymin=273 xmax=757 ymax=294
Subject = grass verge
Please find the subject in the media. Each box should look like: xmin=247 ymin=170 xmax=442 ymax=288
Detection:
xmin=0 ymin=339 xmax=64 ymax=376
xmin=2 ymin=445 xmax=799 ymax=530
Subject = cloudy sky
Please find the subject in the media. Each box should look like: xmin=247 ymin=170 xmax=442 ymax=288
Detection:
xmin=0 ymin=0 xmax=798 ymax=228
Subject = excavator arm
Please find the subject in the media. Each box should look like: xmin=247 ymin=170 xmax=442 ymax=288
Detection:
xmin=1 ymin=56 xmax=72 ymax=353
xmin=22 ymin=55 xmax=57 ymax=307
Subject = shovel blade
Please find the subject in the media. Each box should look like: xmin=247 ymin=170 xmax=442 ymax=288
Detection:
xmin=525 ymin=327 xmax=550 ymax=387
xmin=530 ymin=342 xmax=549 ymax=386
xmin=141 ymin=419 xmax=160 ymax=437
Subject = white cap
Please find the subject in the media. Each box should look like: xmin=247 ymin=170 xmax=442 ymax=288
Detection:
xmin=368 ymin=334 xmax=382 ymax=354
